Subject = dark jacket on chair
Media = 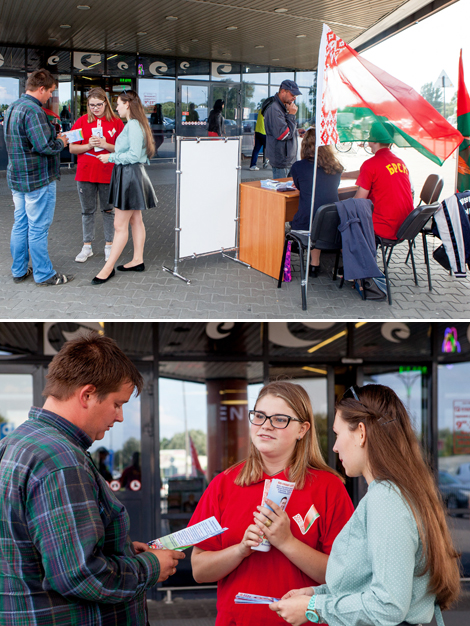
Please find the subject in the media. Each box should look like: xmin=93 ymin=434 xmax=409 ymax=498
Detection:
xmin=336 ymin=198 xmax=382 ymax=281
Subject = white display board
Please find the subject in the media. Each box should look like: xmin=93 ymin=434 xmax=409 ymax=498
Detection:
xmin=178 ymin=138 xmax=240 ymax=259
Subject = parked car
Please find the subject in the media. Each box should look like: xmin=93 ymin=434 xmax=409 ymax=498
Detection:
xmin=438 ymin=470 xmax=470 ymax=515
xmin=456 ymin=462 xmax=470 ymax=485
xmin=163 ymin=117 xmax=175 ymax=130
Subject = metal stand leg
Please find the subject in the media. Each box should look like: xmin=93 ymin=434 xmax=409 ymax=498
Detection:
xmin=162 ymin=262 xmax=191 ymax=284
xmin=220 ymin=250 xmax=251 ymax=268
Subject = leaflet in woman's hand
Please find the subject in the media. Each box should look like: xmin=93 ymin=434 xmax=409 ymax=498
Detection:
xmin=148 ymin=516 xmax=227 ymax=551
xmin=235 ymin=592 xmax=280 ymax=604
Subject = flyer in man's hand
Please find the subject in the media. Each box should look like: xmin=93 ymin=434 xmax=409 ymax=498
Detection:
xmin=63 ymin=128 xmax=84 ymax=143
xmin=235 ymin=592 xmax=280 ymax=604
xmin=148 ymin=516 xmax=227 ymax=551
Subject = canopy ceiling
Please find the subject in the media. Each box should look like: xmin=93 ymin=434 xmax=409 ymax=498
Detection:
xmin=0 ymin=0 xmax=458 ymax=70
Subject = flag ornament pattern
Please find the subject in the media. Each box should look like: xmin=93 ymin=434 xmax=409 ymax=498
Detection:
xmin=316 ymin=24 xmax=463 ymax=165
xmin=293 ymin=504 xmax=320 ymax=535
xmin=189 ymin=434 xmax=205 ymax=477
xmin=457 ymin=49 xmax=470 ymax=192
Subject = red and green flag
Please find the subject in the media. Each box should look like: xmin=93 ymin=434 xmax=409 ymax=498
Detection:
xmin=316 ymin=25 xmax=463 ymax=165
xmin=457 ymin=49 xmax=470 ymax=191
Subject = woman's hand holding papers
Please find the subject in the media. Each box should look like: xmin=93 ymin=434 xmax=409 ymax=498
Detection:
xmin=269 ymin=593 xmax=312 ymax=626
xmin=238 ymin=523 xmax=264 ymax=557
xmin=254 ymin=499 xmax=292 ymax=550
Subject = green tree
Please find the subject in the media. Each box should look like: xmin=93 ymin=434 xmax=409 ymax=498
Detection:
xmin=113 ymin=437 xmax=141 ymax=469
xmin=420 ymin=82 xmax=443 ymax=114
xmin=160 ymin=429 xmax=206 ymax=455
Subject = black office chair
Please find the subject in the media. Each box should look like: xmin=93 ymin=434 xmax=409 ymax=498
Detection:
xmin=376 ymin=202 xmax=441 ymax=305
xmin=277 ymin=203 xmax=342 ymax=310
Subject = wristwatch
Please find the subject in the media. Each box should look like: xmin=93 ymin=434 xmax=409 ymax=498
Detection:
xmin=306 ymin=595 xmax=321 ymax=623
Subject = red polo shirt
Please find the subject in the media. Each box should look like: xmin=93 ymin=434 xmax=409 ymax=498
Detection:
xmin=356 ymin=148 xmax=414 ymax=240
xmin=71 ymin=114 xmax=124 ymax=184
xmin=189 ymin=464 xmax=354 ymax=626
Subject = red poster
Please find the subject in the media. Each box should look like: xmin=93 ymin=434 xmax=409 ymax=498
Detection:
xmin=453 ymin=400 xmax=470 ymax=454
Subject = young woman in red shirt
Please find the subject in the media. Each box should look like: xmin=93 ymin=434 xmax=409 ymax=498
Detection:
xmin=69 ymin=88 xmax=124 ymax=264
xmin=189 ymin=381 xmax=354 ymax=626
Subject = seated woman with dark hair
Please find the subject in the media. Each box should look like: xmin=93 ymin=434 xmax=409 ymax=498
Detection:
xmin=290 ymin=128 xmax=344 ymax=276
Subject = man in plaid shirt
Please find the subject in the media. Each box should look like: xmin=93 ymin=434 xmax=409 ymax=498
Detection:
xmin=0 ymin=333 xmax=184 ymax=625
xmin=4 ymin=68 xmax=73 ymax=285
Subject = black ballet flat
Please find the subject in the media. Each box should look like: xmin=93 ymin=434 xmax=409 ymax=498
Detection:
xmin=117 ymin=263 xmax=145 ymax=272
xmin=91 ymin=269 xmax=115 ymax=285
xmin=309 ymin=264 xmax=321 ymax=277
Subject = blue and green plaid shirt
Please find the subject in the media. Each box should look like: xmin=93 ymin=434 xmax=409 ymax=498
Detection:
xmin=0 ymin=407 xmax=160 ymax=626
xmin=4 ymin=94 xmax=64 ymax=193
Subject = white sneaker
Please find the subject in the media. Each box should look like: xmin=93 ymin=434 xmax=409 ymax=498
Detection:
xmin=104 ymin=245 xmax=112 ymax=262
xmin=75 ymin=245 xmax=93 ymax=262
xmin=249 ymin=165 xmax=260 ymax=171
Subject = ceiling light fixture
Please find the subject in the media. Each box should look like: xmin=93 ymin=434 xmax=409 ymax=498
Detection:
xmin=296 ymin=34 xmax=307 ymax=38
xmin=60 ymin=24 xmax=71 ymax=28
xmin=272 ymin=58 xmax=279 ymax=61
xmin=274 ymin=8 xmax=288 ymax=12
xmin=48 ymin=37 xmax=57 ymax=41
xmin=164 ymin=48 xmax=172 ymax=51
xmin=165 ymin=16 xmax=178 ymax=21
xmin=226 ymin=26 xmax=238 ymax=30
xmin=137 ymin=31 xmax=147 ymax=35
xmin=191 ymin=38 xmax=199 ymax=42
xmin=255 ymin=45 xmax=264 ymax=48
xmin=222 ymin=53 xmax=231 ymax=56
xmin=76 ymin=5 xmax=90 ymax=9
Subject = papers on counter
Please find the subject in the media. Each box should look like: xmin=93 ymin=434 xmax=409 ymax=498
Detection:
xmin=260 ymin=179 xmax=295 ymax=192
xmin=235 ymin=592 xmax=280 ymax=604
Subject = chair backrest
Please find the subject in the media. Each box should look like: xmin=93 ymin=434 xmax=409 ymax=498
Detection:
xmin=311 ymin=203 xmax=342 ymax=249
xmin=430 ymin=178 xmax=444 ymax=203
xmin=396 ymin=202 xmax=441 ymax=241
xmin=419 ymin=174 xmax=440 ymax=205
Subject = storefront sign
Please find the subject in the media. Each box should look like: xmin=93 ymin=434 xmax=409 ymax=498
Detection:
xmin=453 ymin=400 xmax=470 ymax=454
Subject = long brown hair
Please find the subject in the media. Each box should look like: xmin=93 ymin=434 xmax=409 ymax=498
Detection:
xmin=118 ymin=90 xmax=155 ymax=158
xmin=336 ymin=384 xmax=461 ymax=610
xmin=233 ymin=381 xmax=343 ymax=489
xmin=301 ymin=128 xmax=344 ymax=176
xmin=86 ymin=87 xmax=118 ymax=124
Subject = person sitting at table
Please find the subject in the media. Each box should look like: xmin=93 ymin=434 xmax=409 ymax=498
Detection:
xmin=342 ymin=121 xmax=414 ymax=240
xmin=290 ymin=128 xmax=344 ymax=276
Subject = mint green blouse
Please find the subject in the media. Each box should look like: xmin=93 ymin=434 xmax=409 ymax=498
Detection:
xmin=108 ymin=119 xmax=148 ymax=165
xmin=314 ymin=480 xmax=444 ymax=626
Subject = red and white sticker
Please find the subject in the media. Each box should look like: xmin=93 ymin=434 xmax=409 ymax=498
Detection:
xmin=110 ymin=480 xmax=121 ymax=491
xmin=130 ymin=480 xmax=142 ymax=491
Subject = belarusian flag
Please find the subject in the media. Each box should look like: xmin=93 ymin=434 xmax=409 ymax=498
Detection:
xmin=457 ymin=49 xmax=470 ymax=192
xmin=316 ymin=24 xmax=463 ymax=165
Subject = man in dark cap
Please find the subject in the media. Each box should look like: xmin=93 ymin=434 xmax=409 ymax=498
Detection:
xmin=264 ymin=79 xmax=302 ymax=179
xmin=344 ymin=121 xmax=414 ymax=239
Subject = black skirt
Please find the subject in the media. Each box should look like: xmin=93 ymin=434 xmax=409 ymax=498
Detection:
xmin=108 ymin=163 xmax=158 ymax=211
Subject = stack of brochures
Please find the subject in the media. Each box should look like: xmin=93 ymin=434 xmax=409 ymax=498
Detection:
xmin=260 ymin=179 xmax=295 ymax=192
xmin=148 ymin=516 xmax=227 ymax=551
xmin=235 ymin=593 xmax=280 ymax=604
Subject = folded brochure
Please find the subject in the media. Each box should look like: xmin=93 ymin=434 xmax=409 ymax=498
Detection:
xmin=148 ymin=516 xmax=227 ymax=551
xmin=235 ymin=592 xmax=280 ymax=604
xmin=63 ymin=128 xmax=84 ymax=143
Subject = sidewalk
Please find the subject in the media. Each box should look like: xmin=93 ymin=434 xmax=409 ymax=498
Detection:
xmin=0 ymin=152 xmax=469 ymax=320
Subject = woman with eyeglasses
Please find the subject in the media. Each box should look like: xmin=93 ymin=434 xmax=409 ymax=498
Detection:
xmin=271 ymin=384 xmax=460 ymax=626
xmin=69 ymin=88 xmax=124 ymax=264
xmin=188 ymin=381 xmax=354 ymax=626
xmin=93 ymin=90 xmax=157 ymax=284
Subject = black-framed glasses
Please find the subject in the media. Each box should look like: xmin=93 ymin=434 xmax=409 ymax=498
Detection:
xmin=89 ymin=102 xmax=105 ymax=109
xmin=249 ymin=410 xmax=301 ymax=429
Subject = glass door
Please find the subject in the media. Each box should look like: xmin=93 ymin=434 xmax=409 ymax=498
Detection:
xmin=177 ymin=81 xmax=209 ymax=137
xmin=0 ymin=75 xmax=21 ymax=170
xmin=210 ymin=82 xmax=242 ymax=136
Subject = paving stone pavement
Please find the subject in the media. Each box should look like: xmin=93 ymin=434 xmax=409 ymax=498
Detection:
xmin=1 ymin=159 xmax=469 ymax=320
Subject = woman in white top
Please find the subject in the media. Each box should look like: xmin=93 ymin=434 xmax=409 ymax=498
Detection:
xmin=93 ymin=90 xmax=157 ymax=285
xmin=271 ymin=384 xmax=460 ymax=626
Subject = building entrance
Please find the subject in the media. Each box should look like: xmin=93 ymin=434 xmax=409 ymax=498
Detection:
xmin=73 ymin=76 xmax=136 ymax=120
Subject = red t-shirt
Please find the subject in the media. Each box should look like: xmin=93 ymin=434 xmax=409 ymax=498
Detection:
xmin=71 ymin=115 xmax=124 ymax=184
xmin=356 ymin=148 xmax=414 ymax=239
xmin=189 ymin=464 xmax=354 ymax=626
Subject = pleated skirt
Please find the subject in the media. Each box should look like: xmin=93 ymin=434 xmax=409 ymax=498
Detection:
xmin=108 ymin=163 xmax=158 ymax=211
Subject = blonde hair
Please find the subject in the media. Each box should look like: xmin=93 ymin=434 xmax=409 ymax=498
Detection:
xmin=232 ymin=381 xmax=343 ymax=489
xmin=337 ymin=384 xmax=461 ymax=610
xmin=86 ymin=87 xmax=118 ymax=124
xmin=301 ymin=128 xmax=344 ymax=175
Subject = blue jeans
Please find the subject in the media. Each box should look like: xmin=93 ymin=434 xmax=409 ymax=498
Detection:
xmin=250 ymin=132 xmax=266 ymax=167
xmin=11 ymin=182 xmax=56 ymax=283
xmin=272 ymin=166 xmax=290 ymax=179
